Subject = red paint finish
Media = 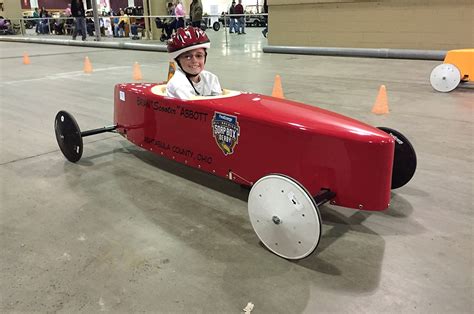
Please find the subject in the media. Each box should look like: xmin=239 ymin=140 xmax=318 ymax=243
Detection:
xmin=114 ymin=83 xmax=394 ymax=211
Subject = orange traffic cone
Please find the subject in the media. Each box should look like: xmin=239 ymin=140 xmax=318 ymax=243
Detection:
xmin=371 ymin=85 xmax=389 ymax=115
xmin=272 ymin=74 xmax=284 ymax=99
xmin=167 ymin=61 xmax=176 ymax=82
xmin=133 ymin=62 xmax=143 ymax=81
xmin=83 ymin=56 xmax=93 ymax=73
xmin=23 ymin=52 xmax=30 ymax=65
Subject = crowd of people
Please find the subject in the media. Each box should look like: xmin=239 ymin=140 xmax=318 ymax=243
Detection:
xmin=26 ymin=0 xmax=268 ymax=40
xmin=28 ymin=0 xmax=144 ymax=40
xmin=28 ymin=3 xmax=90 ymax=37
xmin=228 ymin=0 xmax=246 ymax=35
xmin=158 ymin=0 xmax=203 ymax=41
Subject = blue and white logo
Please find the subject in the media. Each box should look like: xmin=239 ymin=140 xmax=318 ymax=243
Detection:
xmin=212 ymin=112 xmax=240 ymax=156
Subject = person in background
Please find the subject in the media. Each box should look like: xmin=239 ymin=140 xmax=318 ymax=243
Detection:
xmin=63 ymin=3 xmax=72 ymax=35
xmin=54 ymin=10 xmax=66 ymax=35
xmin=162 ymin=2 xmax=176 ymax=39
xmin=85 ymin=10 xmax=95 ymax=36
xmin=174 ymin=0 xmax=185 ymax=29
xmin=262 ymin=0 xmax=268 ymax=38
xmin=111 ymin=8 xmax=119 ymax=27
xmin=39 ymin=7 xmax=50 ymax=34
xmin=33 ymin=7 xmax=39 ymax=34
xmin=189 ymin=0 xmax=203 ymax=28
xmin=114 ymin=9 xmax=129 ymax=37
xmin=64 ymin=4 xmax=74 ymax=35
xmin=0 ymin=16 xmax=12 ymax=34
xmin=64 ymin=4 xmax=71 ymax=17
xmin=228 ymin=1 xmax=237 ymax=33
xmin=101 ymin=5 xmax=110 ymax=16
xmin=102 ymin=12 xmax=113 ymax=36
xmin=71 ymin=0 xmax=86 ymax=40
xmin=166 ymin=26 xmax=222 ymax=99
xmin=234 ymin=0 xmax=245 ymax=35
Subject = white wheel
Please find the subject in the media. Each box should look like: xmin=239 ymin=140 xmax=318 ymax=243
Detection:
xmin=430 ymin=63 xmax=461 ymax=92
xmin=248 ymin=174 xmax=322 ymax=260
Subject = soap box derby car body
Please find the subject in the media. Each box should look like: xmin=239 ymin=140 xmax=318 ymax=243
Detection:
xmin=55 ymin=83 xmax=416 ymax=260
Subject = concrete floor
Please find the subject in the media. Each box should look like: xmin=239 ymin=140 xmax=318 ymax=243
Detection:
xmin=1 ymin=29 xmax=473 ymax=313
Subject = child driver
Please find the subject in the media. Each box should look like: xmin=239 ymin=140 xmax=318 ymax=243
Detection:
xmin=166 ymin=26 xmax=222 ymax=99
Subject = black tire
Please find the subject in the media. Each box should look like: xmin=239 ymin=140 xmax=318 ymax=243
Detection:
xmin=55 ymin=111 xmax=83 ymax=163
xmin=252 ymin=20 xmax=259 ymax=27
xmin=378 ymin=127 xmax=417 ymax=189
xmin=212 ymin=21 xmax=220 ymax=31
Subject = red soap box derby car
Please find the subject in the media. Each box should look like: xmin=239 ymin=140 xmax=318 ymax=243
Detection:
xmin=55 ymin=83 xmax=416 ymax=260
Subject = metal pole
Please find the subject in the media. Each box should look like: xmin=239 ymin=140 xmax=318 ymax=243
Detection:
xmin=19 ymin=18 xmax=26 ymax=36
xmin=224 ymin=13 xmax=228 ymax=46
xmin=143 ymin=0 xmax=151 ymax=40
xmin=91 ymin=0 xmax=101 ymax=41
xmin=262 ymin=46 xmax=446 ymax=61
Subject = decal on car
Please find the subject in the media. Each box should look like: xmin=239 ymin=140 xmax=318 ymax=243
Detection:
xmin=137 ymin=98 xmax=177 ymax=114
xmin=212 ymin=112 xmax=240 ymax=156
xmin=144 ymin=136 xmax=213 ymax=164
xmin=178 ymin=106 xmax=208 ymax=122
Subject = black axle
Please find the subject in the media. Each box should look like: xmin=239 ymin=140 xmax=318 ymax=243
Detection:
xmin=81 ymin=125 xmax=117 ymax=137
xmin=313 ymin=189 xmax=336 ymax=207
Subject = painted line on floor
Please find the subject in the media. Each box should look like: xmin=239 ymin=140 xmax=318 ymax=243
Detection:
xmin=1 ymin=66 xmax=133 ymax=85
xmin=0 ymin=49 xmax=110 ymax=60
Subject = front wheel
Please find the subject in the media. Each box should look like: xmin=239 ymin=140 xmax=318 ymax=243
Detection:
xmin=430 ymin=63 xmax=461 ymax=92
xmin=248 ymin=174 xmax=322 ymax=260
xmin=212 ymin=21 xmax=220 ymax=31
xmin=55 ymin=111 xmax=83 ymax=163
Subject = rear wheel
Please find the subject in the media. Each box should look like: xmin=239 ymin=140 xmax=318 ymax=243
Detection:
xmin=212 ymin=21 xmax=220 ymax=31
xmin=248 ymin=174 xmax=322 ymax=260
xmin=378 ymin=127 xmax=417 ymax=189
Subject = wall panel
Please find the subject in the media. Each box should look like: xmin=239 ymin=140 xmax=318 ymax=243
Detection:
xmin=268 ymin=0 xmax=474 ymax=50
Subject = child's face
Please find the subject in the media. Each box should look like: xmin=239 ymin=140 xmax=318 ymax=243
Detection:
xmin=178 ymin=48 xmax=206 ymax=76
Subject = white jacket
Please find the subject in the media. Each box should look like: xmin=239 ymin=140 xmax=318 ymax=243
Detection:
xmin=166 ymin=68 xmax=222 ymax=99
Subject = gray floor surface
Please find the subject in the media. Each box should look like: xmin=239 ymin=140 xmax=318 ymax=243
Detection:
xmin=1 ymin=29 xmax=473 ymax=313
